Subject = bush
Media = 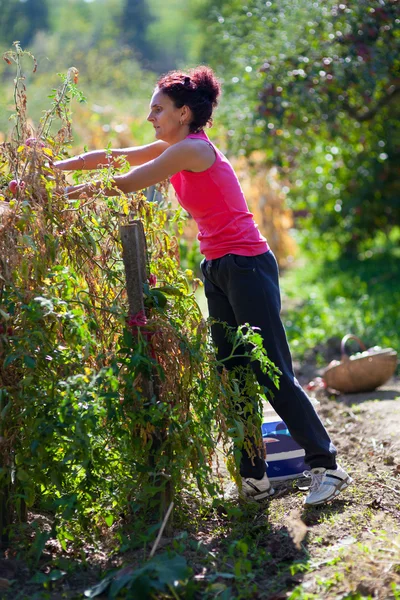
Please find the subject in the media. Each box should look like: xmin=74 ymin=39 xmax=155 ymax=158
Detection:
xmin=197 ymin=0 xmax=400 ymax=255
xmin=0 ymin=44 xmax=277 ymax=548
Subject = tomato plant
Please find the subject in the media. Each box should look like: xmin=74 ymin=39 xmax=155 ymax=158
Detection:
xmin=0 ymin=44 xmax=276 ymax=549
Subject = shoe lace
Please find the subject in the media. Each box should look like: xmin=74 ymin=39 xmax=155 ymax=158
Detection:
xmin=303 ymin=470 xmax=324 ymax=492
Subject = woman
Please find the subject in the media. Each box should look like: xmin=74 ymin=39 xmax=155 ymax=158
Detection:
xmin=55 ymin=66 xmax=352 ymax=505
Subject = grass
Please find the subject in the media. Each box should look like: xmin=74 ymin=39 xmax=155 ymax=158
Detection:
xmin=280 ymin=240 xmax=400 ymax=365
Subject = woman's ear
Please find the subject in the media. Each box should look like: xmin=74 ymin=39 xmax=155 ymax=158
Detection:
xmin=181 ymin=105 xmax=192 ymax=124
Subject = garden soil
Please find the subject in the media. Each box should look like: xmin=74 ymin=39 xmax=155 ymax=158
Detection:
xmin=1 ymin=375 xmax=399 ymax=599
xmin=192 ymin=373 xmax=400 ymax=599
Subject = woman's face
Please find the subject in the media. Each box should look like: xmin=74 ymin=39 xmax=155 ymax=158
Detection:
xmin=147 ymin=89 xmax=189 ymax=142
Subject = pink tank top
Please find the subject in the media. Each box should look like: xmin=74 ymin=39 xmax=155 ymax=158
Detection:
xmin=170 ymin=130 xmax=269 ymax=260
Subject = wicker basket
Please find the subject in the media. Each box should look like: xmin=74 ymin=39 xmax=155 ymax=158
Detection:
xmin=323 ymin=334 xmax=398 ymax=394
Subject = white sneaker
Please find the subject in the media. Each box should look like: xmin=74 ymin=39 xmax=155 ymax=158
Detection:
xmin=304 ymin=465 xmax=353 ymax=506
xmin=241 ymin=473 xmax=275 ymax=501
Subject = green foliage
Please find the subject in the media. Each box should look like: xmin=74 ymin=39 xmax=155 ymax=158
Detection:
xmin=197 ymin=0 xmax=399 ymax=254
xmin=0 ymin=0 xmax=49 ymax=48
xmin=121 ymin=0 xmax=156 ymax=66
xmin=0 ymin=2 xmax=155 ymax=147
xmin=0 ymin=46 xmax=277 ymax=551
xmin=280 ymin=237 xmax=400 ymax=362
xmin=146 ymin=0 xmax=205 ymax=71
xmin=84 ymin=552 xmax=191 ymax=599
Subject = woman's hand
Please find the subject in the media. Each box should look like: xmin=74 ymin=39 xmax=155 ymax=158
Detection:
xmin=63 ymin=181 xmax=122 ymax=200
xmin=64 ymin=183 xmax=91 ymax=200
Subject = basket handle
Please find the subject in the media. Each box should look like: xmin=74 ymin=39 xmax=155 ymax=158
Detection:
xmin=341 ymin=334 xmax=367 ymax=357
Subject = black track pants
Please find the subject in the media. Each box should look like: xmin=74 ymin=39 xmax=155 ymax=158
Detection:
xmin=201 ymin=250 xmax=337 ymax=479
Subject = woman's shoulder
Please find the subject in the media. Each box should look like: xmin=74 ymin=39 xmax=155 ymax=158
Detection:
xmin=171 ymin=134 xmax=217 ymax=173
xmin=179 ymin=135 xmax=216 ymax=157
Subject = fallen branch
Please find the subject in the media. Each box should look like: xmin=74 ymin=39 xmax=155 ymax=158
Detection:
xmin=149 ymin=501 xmax=174 ymax=558
xmin=376 ymin=481 xmax=400 ymax=497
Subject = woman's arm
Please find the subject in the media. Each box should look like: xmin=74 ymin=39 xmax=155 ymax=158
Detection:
xmin=64 ymin=139 xmax=212 ymax=199
xmin=55 ymin=140 xmax=170 ymax=171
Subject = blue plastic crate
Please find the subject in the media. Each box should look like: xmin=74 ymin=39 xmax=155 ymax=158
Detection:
xmin=262 ymin=420 xmax=307 ymax=481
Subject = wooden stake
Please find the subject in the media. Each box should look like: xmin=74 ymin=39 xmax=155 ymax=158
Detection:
xmin=119 ymin=220 xmax=173 ymax=530
xmin=119 ymin=221 xmax=147 ymax=316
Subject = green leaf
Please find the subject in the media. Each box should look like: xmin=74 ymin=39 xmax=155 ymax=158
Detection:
xmin=155 ymin=285 xmax=183 ymax=297
xmin=16 ymin=469 xmax=30 ymax=482
xmin=3 ymin=354 xmax=18 ymax=368
xmin=1 ymin=402 xmax=11 ymax=420
xmin=145 ymin=553 xmax=190 ymax=588
xmin=30 ymin=569 xmax=66 ymax=584
xmin=23 ymin=355 xmax=36 ymax=369
xmin=48 ymin=570 xmax=66 ymax=582
xmin=24 ymin=485 xmax=36 ymax=508
xmin=108 ymin=574 xmax=134 ymax=596
xmin=31 ymin=572 xmax=49 ymax=584
xmin=123 ymin=328 xmax=133 ymax=347
xmin=149 ymin=289 xmax=168 ymax=308
xmin=22 ymin=235 xmax=37 ymax=251
xmin=105 ymin=514 xmax=114 ymax=527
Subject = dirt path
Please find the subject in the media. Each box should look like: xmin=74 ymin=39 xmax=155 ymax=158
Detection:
xmin=198 ymin=374 xmax=400 ymax=599
xmin=258 ymin=375 xmax=400 ymax=599
xmin=338 ymin=379 xmax=400 ymax=462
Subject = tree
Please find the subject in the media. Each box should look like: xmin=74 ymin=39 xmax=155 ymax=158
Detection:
xmin=197 ymin=0 xmax=400 ymax=253
xmin=0 ymin=0 xmax=49 ymax=48
xmin=120 ymin=0 xmax=155 ymax=67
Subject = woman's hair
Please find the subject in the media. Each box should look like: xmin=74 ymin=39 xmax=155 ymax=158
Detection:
xmin=156 ymin=66 xmax=221 ymax=133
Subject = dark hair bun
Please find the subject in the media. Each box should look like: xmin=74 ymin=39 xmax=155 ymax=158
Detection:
xmin=156 ymin=66 xmax=221 ymax=132
xmin=189 ymin=66 xmax=221 ymax=106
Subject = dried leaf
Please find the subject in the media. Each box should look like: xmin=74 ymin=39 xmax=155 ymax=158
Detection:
xmin=286 ymin=509 xmax=308 ymax=550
